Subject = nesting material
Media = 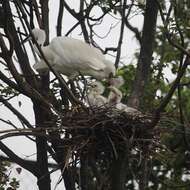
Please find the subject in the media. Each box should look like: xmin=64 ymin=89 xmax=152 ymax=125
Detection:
xmin=60 ymin=107 xmax=154 ymax=154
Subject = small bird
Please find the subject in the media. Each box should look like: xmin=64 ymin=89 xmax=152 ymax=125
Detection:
xmin=109 ymin=75 xmax=124 ymax=88
xmin=108 ymin=77 xmax=140 ymax=114
xmin=108 ymin=76 xmax=124 ymax=105
xmin=29 ymin=28 xmax=115 ymax=80
xmin=108 ymin=86 xmax=123 ymax=106
xmin=87 ymin=81 xmax=107 ymax=107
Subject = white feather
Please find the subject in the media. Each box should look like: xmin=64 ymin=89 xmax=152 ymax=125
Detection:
xmin=87 ymin=81 xmax=107 ymax=107
xmin=108 ymin=85 xmax=139 ymax=114
xmin=32 ymin=28 xmax=115 ymax=79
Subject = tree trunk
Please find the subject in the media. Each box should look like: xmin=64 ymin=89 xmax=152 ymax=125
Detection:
xmin=110 ymin=147 xmax=130 ymax=190
xmin=128 ymin=0 xmax=158 ymax=109
xmin=33 ymin=102 xmax=51 ymax=190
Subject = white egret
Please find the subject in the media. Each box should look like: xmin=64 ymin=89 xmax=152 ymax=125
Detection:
xmin=108 ymin=77 xmax=140 ymax=114
xmin=30 ymin=28 xmax=115 ymax=80
xmin=109 ymin=75 xmax=124 ymax=88
xmin=108 ymin=86 xmax=139 ymax=113
xmin=87 ymin=81 xmax=107 ymax=107
xmin=108 ymin=76 xmax=124 ymax=105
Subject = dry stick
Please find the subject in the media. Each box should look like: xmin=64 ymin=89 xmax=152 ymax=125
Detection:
xmin=65 ymin=22 xmax=80 ymax=36
xmin=15 ymin=0 xmax=87 ymax=111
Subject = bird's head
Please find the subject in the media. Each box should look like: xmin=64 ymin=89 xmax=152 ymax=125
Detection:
xmin=88 ymin=81 xmax=105 ymax=95
xmin=104 ymin=60 xmax=116 ymax=79
xmin=31 ymin=28 xmax=46 ymax=47
xmin=109 ymin=76 xmax=124 ymax=88
xmin=108 ymin=85 xmax=123 ymax=104
xmin=22 ymin=28 xmax=46 ymax=47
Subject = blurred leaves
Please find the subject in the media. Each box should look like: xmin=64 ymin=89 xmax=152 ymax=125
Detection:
xmin=0 ymin=161 xmax=19 ymax=190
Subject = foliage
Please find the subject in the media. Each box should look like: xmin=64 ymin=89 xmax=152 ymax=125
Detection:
xmin=0 ymin=0 xmax=190 ymax=190
xmin=0 ymin=161 xmax=19 ymax=190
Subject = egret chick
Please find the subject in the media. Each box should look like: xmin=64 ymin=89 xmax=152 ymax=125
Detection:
xmin=108 ymin=81 xmax=140 ymax=114
xmin=87 ymin=81 xmax=107 ymax=107
xmin=30 ymin=28 xmax=115 ymax=80
xmin=109 ymin=76 xmax=124 ymax=88
xmin=108 ymin=76 xmax=124 ymax=105
xmin=108 ymin=86 xmax=123 ymax=106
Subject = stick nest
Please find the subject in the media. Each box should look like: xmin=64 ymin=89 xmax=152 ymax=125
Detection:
xmin=60 ymin=107 xmax=154 ymax=155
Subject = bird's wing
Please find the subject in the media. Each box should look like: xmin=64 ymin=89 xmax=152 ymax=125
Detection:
xmin=85 ymin=58 xmax=106 ymax=71
xmin=50 ymin=37 xmax=106 ymax=70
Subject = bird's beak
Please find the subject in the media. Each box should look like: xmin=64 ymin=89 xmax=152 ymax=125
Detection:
xmin=107 ymin=72 xmax=115 ymax=86
xmin=108 ymin=72 xmax=114 ymax=79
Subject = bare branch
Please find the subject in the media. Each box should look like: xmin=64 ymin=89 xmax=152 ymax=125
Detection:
xmin=57 ymin=0 xmax=64 ymax=36
xmin=156 ymin=0 xmax=190 ymax=57
xmin=15 ymin=0 xmax=87 ymax=110
xmin=0 ymin=95 xmax=33 ymax=129
xmin=0 ymin=155 xmax=58 ymax=169
xmin=154 ymin=56 xmax=190 ymax=123
xmin=0 ymin=141 xmax=37 ymax=175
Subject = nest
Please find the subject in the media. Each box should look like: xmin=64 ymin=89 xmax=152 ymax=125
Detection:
xmin=59 ymin=107 xmax=154 ymax=157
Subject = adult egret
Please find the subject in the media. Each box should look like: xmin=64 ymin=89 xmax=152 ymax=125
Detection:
xmin=30 ymin=28 xmax=116 ymax=80
xmin=87 ymin=81 xmax=107 ymax=107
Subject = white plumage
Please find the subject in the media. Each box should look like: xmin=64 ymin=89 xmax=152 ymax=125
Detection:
xmin=108 ymin=86 xmax=123 ymax=106
xmin=108 ymin=77 xmax=139 ymax=114
xmin=109 ymin=76 xmax=124 ymax=88
xmin=31 ymin=28 xmax=115 ymax=80
xmin=108 ymin=76 xmax=124 ymax=105
xmin=87 ymin=81 xmax=107 ymax=107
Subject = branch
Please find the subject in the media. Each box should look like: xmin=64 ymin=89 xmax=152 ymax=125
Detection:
xmin=15 ymin=0 xmax=87 ymax=110
xmin=120 ymin=0 xmax=142 ymax=44
xmin=0 ymin=155 xmax=58 ymax=169
xmin=156 ymin=0 xmax=190 ymax=57
xmin=0 ymin=70 xmax=24 ymax=94
xmin=56 ymin=0 xmax=64 ymax=36
xmin=0 ymin=95 xmax=33 ymax=129
xmin=0 ymin=141 xmax=37 ymax=175
xmin=79 ymin=0 xmax=90 ymax=43
xmin=154 ymin=56 xmax=190 ymax=123
xmin=124 ymin=18 xmax=142 ymax=44
xmin=115 ymin=0 xmax=127 ymax=69
xmin=3 ymin=1 xmax=38 ymax=85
